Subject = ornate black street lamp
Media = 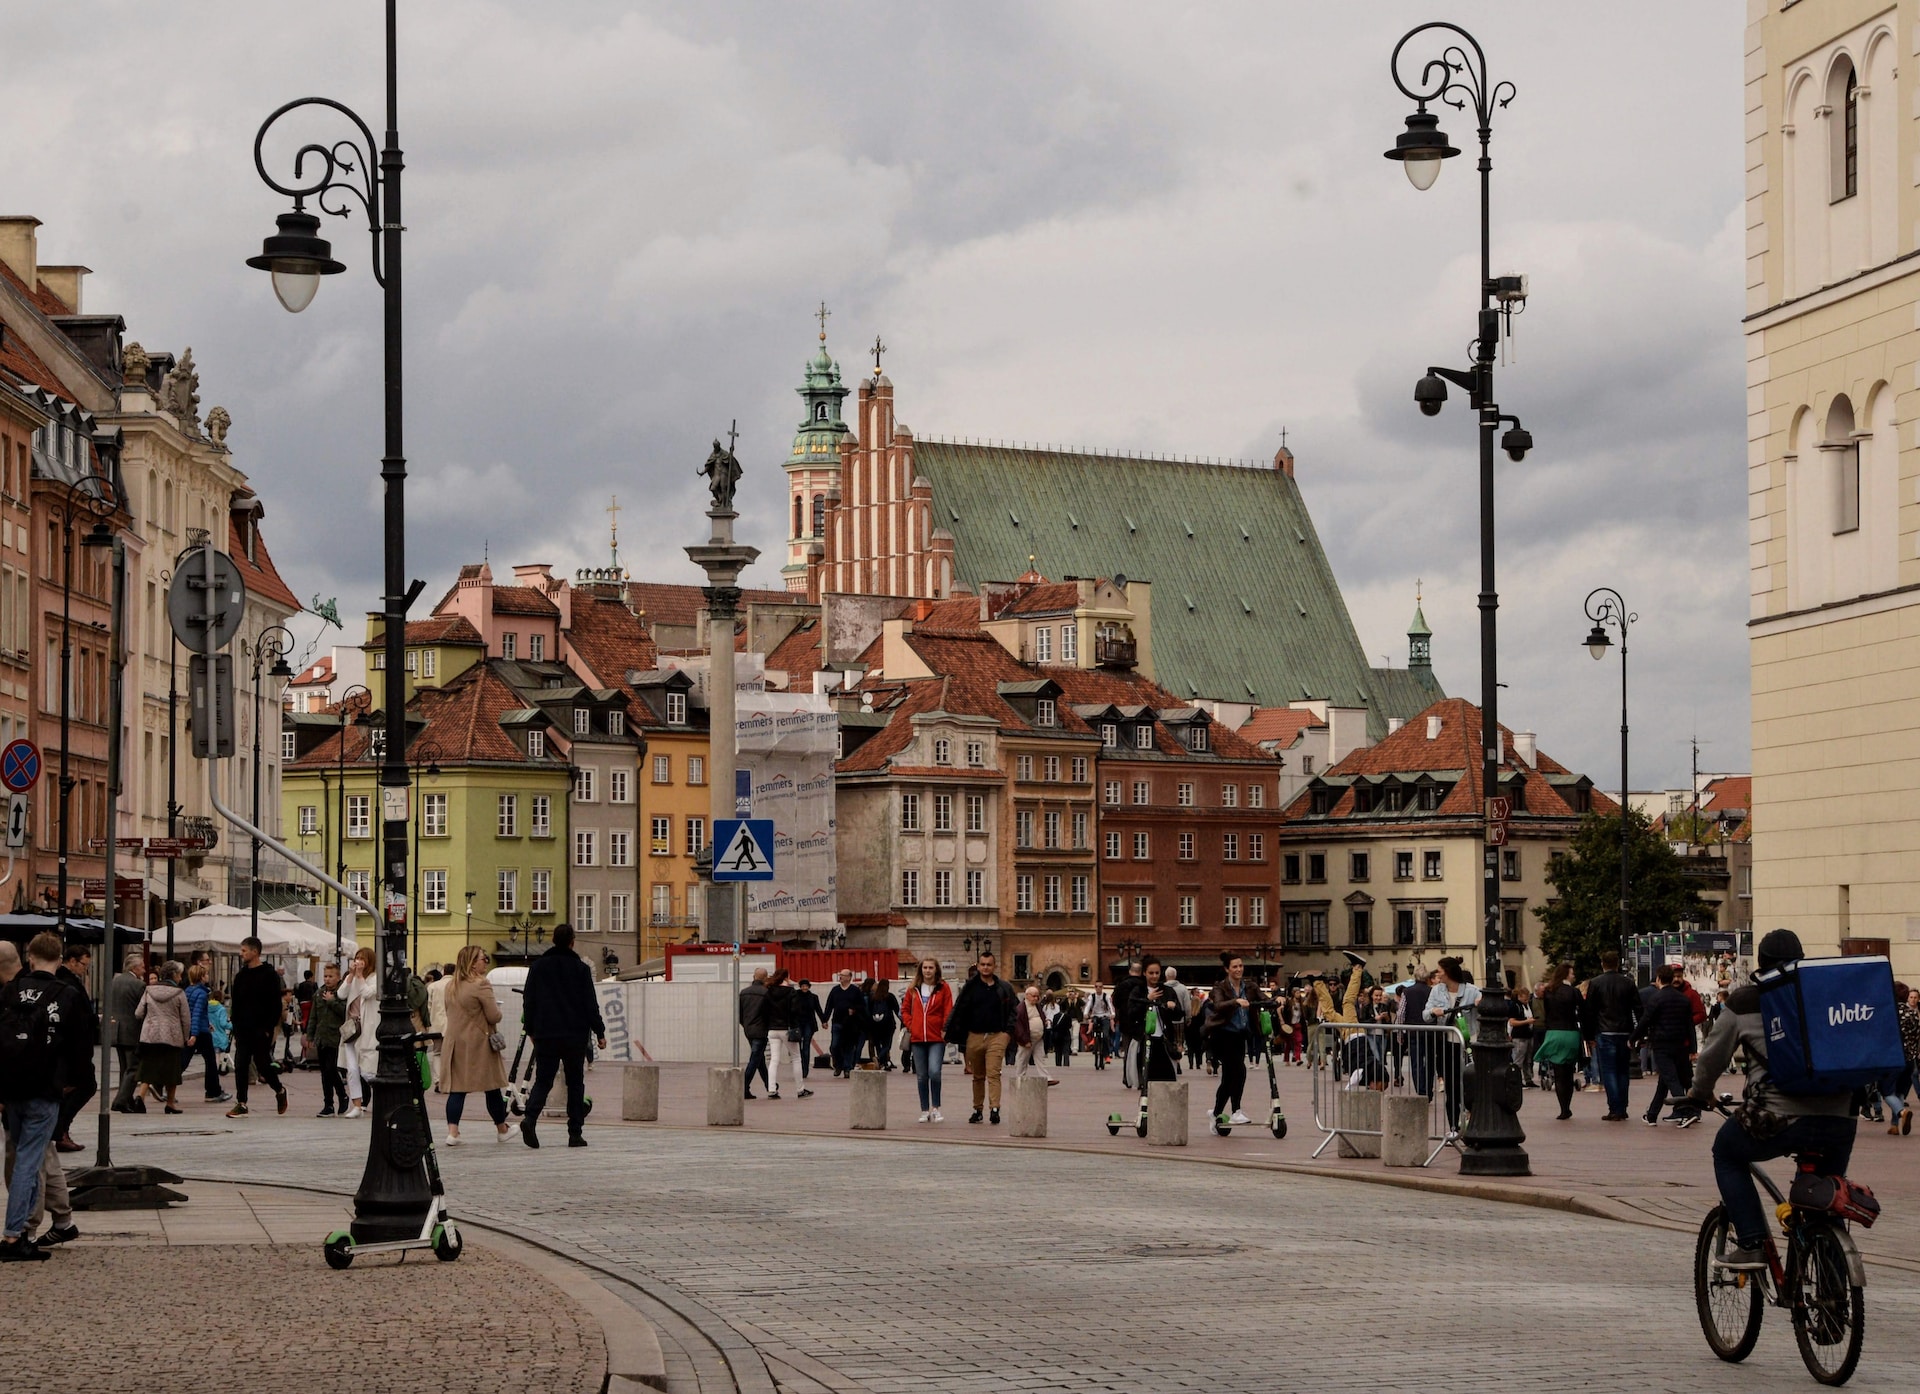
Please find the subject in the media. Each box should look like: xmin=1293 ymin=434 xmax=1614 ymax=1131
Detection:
xmin=1583 ymin=588 xmax=1635 ymax=957
xmin=246 ymin=0 xmax=428 ymax=1241
xmin=51 ymin=475 xmax=120 ymax=930
xmin=406 ymin=736 xmax=441 ymax=971
xmin=247 ymin=625 xmax=296 ymax=938
xmin=1386 ymin=21 xmax=1531 ymax=1176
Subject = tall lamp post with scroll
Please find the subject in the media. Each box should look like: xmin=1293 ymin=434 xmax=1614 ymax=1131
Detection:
xmin=247 ymin=625 xmax=296 ymax=936
xmin=1582 ymin=589 xmax=1635 ymax=955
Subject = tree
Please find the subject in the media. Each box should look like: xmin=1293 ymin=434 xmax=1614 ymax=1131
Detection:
xmin=1534 ymin=807 xmax=1708 ymax=979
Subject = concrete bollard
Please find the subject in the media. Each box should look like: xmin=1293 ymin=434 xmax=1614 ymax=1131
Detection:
xmin=1146 ymin=1080 xmax=1189 ymax=1146
xmin=621 ymin=1063 xmax=660 ymax=1122
xmin=1005 ymin=1073 xmax=1048 ymax=1137
xmin=849 ymin=1069 xmax=887 ymax=1130
xmin=707 ymin=1067 xmax=744 ymax=1127
xmin=1382 ymin=1093 xmax=1428 ymax=1167
xmin=1336 ymin=1086 xmax=1382 ymax=1158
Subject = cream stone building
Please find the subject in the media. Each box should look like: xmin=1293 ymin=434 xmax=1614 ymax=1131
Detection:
xmin=1745 ymin=0 xmax=1920 ymax=976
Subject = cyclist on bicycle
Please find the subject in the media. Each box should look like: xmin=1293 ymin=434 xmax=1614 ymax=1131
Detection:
xmin=1686 ymin=928 xmax=1859 ymax=1270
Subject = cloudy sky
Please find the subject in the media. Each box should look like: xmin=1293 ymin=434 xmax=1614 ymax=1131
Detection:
xmin=4 ymin=1 xmax=1746 ymax=789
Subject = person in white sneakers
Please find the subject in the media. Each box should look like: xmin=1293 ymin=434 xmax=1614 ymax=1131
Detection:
xmin=900 ymin=958 xmax=953 ymax=1122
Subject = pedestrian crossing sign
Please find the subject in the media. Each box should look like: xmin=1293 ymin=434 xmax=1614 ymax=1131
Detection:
xmin=712 ymin=818 xmax=775 ymax=881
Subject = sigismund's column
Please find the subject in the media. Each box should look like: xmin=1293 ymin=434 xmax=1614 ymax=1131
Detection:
xmin=685 ymin=431 xmax=758 ymax=944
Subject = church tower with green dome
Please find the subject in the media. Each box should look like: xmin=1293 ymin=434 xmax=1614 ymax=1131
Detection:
xmin=1408 ymin=584 xmax=1432 ymax=668
xmin=782 ymin=305 xmax=853 ymax=589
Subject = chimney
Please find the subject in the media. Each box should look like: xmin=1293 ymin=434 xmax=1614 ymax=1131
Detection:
xmin=1425 ymin=714 xmax=1442 ymax=740
xmin=36 ymin=264 xmax=88 ymax=312
xmin=0 ymin=216 xmax=41 ymax=293
xmin=1387 ymin=717 xmax=1404 ymax=735
xmin=1514 ymin=731 xmax=1537 ymax=768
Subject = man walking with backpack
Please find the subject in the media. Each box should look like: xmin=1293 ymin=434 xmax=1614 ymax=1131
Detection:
xmin=519 ymin=924 xmax=607 ymax=1149
xmin=226 ymin=937 xmax=289 ymax=1118
xmin=1 ymin=934 xmax=91 ymax=1261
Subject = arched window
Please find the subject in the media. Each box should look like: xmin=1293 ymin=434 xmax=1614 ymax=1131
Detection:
xmin=792 ymin=495 xmax=802 ymax=538
xmin=1825 ymin=395 xmax=1859 ymax=534
xmin=811 ymin=494 xmax=825 ymax=537
xmin=814 ymin=403 xmax=828 ymax=422
xmin=1829 ymin=56 xmax=1857 ymax=203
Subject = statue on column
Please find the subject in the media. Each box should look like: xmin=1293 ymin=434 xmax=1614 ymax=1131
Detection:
xmin=699 ymin=426 xmax=743 ymax=513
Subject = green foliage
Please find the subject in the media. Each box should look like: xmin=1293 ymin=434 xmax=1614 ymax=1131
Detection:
xmin=1534 ymin=807 xmax=1708 ymax=979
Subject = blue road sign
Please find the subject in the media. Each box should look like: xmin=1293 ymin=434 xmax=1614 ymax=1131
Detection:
xmin=712 ymin=818 xmax=775 ymax=882
xmin=1 ymin=739 xmax=41 ymax=794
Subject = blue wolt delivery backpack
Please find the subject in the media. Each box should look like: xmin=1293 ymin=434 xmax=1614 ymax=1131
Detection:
xmin=1756 ymin=955 xmax=1904 ymax=1094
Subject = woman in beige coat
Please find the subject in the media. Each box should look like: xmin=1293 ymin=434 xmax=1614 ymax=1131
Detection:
xmin=441 ymin=946 xmax=510 ymax=1144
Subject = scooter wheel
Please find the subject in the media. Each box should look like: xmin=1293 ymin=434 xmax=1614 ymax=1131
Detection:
xmin=432 ymin=1223 xmax=463 ymax=1263
xmin=323 ymin=1233 xmax=355 ymax=1270
xmin=1135 ymin=1120 xmax=1148 ymax=1138
xmin=1271 ymin=1117 xmax=1288 ymax=1140
xmin=1106 ymin=1113 xmax=1122 ymax=1136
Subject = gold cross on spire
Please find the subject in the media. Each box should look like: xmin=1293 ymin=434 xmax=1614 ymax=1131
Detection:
xmin=1416 ymin=576 xmax=1423 ymax=604
xmin=608 ymin=494 xmax=620 ymax=557
xmin=815 ymin=301 xmax=830 ymax=342
xmin=872 ymin=334 xmax=887 ymax=374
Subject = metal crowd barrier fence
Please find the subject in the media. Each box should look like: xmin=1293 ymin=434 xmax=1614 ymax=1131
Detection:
xmin=1307 ymin=1020 xmax=1467 ymax=1167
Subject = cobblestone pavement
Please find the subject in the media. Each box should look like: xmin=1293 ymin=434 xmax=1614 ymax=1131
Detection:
xmin=101 ymin=1067 xmax=1920 ymax=1394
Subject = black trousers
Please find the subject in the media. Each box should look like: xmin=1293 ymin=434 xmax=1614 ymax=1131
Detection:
xmin=1645 ymin=1046 xmax=1695 ymax=1121
xmin=525 ymin=1039 xmax=589 ymax=1135
xmin=317 ymin=1044 xmax=347 ymax=1112
xmin=1213 ymin=1035 xmax=1248 ymax=1115
xmin=233 ymin=1030 xmax=283 ymax=1106
xmin=112 ymin=1045 xmax=140 ymax=1108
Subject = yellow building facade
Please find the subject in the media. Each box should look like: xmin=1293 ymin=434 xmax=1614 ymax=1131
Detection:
xmin=1745 ymin=0 xmax=1920 ymax=975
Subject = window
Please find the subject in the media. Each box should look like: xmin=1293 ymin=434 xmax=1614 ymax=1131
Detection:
xmin=1423 ymin=850 xmax=1442 ymax=880
xmin=609 ymin=831 xmax=630 ymax=867
xmin=1178 ymin=831 xmax=1195 ymax=860
xmin=1502 ymin=905 xmax=1523 ymax=947
xmin=1187 ymin=724 xmax=1209 ymax=753
xmin=1308 ymin=909 xmax=1328 ymax=946
xmin=933 ymin=869 xmax=953 ymax=906
xmin=1350 ymin=851 xmax=1369 ymax=881
xmin=1017 ymin=875 xmax=1034 ymax=913
xmin=1248 ymin=832 xmax=1265 ymax=862
xmin=1105 ymin=830 xmax=1122 ymax=860
xmin=900 ymin=868 xmax=919 ymax=906
xmin=1036 ymin=698 xmax=1056 ymax=727
xmin=1106 ymin=895 xmax=1123 ymax=926
xmin=1396 ymin=908 xmax=1416 ymax=946
xmin=1133 ymin=895 xmax=1152 ymax=926
xmin=1394 ymin=851 xmax=1415 ymax=881
xmin=1223 ymin=895 xmax=1241 ymax=927
xmin=1283 ymin=853 xmax=1301 ymax=883
xmin=1502 ymin=849 xmax=1520 ymax=881
xmin=1423 ymin=908 xmax=1444 ymax=944
xmin=367 ymin=728 xmax=386 ymax=762
xmin=650 ymin=816 xmax=671 ymax=854
xmin=1132 ymin=780 xmax=1150 ymax=805
xmin=575 ymin=830 xmax=596 ymax=866
xmin=1134 ymin=724 xmax=1154 ymax=750
xmin=1016 ymin=810 xmax=1034 ymax=847
xmin=812 ymin=493 xmax=826 ymax=535
xmin=298 ymin=804 xmax=318 ymax=836
xmin=1043 ymin=755 xmax=1059 ymax=782
xmin=966 ymin=741 xmax=985 ymax=767
xmin=282 ymin=731 xmax=296 ymax=761
xmin=666 ymin=692 xmax=687 ymax=725
xmin=1302 ymin=755 xmax=1315 ymax=776
xmin=1071 ymin=756 xmax=1088 ymax=783
xmin=934 ymin=737 xmax=952 ymax=765
xmin=1101 ymin=723 xmax=1118 ymax=749
xmin=373 ymin=651 xmax=385 ymax=671
xmin=346 ymin=794 xmax=370 ymax=839
xmin=497 ymin=869 xmax=518 ymax=913
xmin=651 ymin=884 xmax=672 ymax=923
xmin=497 ymin=794 xmax=518 ymax=837
xmin=574 ymin=767 xmax=596 ymax=802
xmin=933 ymin=793 xmax=953 ymax=832
xmin=685 ymin=817 xmax=705 ymax=856
xmin=1179 ymin=894 xmax=1197 ymax=927
xmin=573 ymin=892 xmax=595 ymax=932
xmin=1309 ymin=787 xmax=1335 ymax=815
xmin=1222 ymin=784 xmax=1238 ymax=809
xmin=609 ymin=770 xmax=629 ymax=803
xmin=1840 ymin=64 xmax=1859 ymax=201
xmin=1248 ymin=784 xmax=1265 ymax=809
xmin=608 ymin=711 xmax=624 ymax=737
xmin=1035 ymin=626 xmax=1052 ymax=662
xmin=527 ymin=729 xmax=546 ymax=759
xmin=1043 ymin=875 xmax=1061 ymax=913
xmin=1307 ymin=852 xmax=1325 ymax=883
xmin=1072 ymin=811 xmax=1087 ymax=847
xmin=1176 ymin=782 xmax=1194 ymax=808
xmin=1103 ymin=780 xmax=1121 ymax=806
xmin=966 ymin=793 xmax=985 ymax=833
xmin=1250 ymin=896 xmax=1267 ymax=927
xmin=966 ymin=869 xmax=984 ymax=906
xmin=1218 ymin=831 xmax=1237 ymax=861
xmin=1284 ymin=909 xmax=1302 ymax=948
xmin=347 ymin=870 xmax=370 ymax=907
xmin=1351 ymin=908 xmax=1372 ymax=945
xmin=1836 ymin=441 xmax=1860 ymax=534
xmin=528 ymin=634 xmax=545 ymax=662
xmin=1037 ymin=810 xmax=1056 ymax=848
xmin=1418 ymin=783 xmax=1444 ymax=812
xmin=1072 ymin=875 xmax=1089 ymax=913
xmin=574 ymin=708 xmax=590 ymax=736
xmin=422 ymin=649 xmax=438 ymax=678
xmin=1133 ymin=831 xmax=1150 ymax=860
xmin=610 ymin=894 xmax=629 ymax=934
xmin=652 ymin=754 xmax=671 ymax=784
xmin=423 ymin=792 xmax=447 ymax=836
xmin=1061 ymin=625 xmax=1077 ymax=662
xmin=501 ymin=633 xmax=517 ymax=660
xmin=900 ymin=792 xmax=921 ymax=832
xmin=1016 ymin=755 xmax=1034 ymax=782
xmin=422 ymin=869 xmax=447 ymax=914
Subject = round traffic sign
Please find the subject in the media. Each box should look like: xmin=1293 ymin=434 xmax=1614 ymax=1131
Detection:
xmin=165 ymin=548 xmax=248 ymax=654
xmin=1 ymin=738 xmax=41 ymax=793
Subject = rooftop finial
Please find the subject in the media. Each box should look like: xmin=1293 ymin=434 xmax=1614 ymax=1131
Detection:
xmin=608 ymin=493 xmax=621 ymax=570
xmin=872 ymin=334 xmax=887 ymax=375
xmin=816 ymin=300 xmax=830 ymax=342
xmin=1280 ymin=425 xmax=1288 ymax=449
xmin=1416 ymin=576 xmax=1422 ymax=605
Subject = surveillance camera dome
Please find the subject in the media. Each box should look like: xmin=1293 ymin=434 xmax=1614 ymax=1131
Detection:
xmin=1501 ymin=425 xmax=1533 ymax=461
xmin=1414 ymin=374 xmax=1447 ymax=417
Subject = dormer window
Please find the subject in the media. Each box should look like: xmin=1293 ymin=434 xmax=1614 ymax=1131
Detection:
xmin=1036 ymin=698 xmax=1056 ymax=728
xmin=1418 ymin=783 xmax=1443 ymax=811
xmin=1185 ymin=724 xmax=1208 ymax=752
xmin=609 ymin=711 xmax=624 ymax=737
xmin=933 ymin=737 xmax=952 ymax=765
xmin=666 ymin=692 xmax=688 ymax=725
xmin=1353 ymin=785 xmax=1373 ymax=814
xmin=1134 ymin=723 xmax=1154 ymax=751
xmin=573 ymin=708 xmax=591 ymax=735
xmin=1101 ymin=722 xmax=1118 ymax=748
xmin=367 ymin=727 xmax=386 ymax=762
xmin=1310 ymin=786 xmax=1335 ymax=815
xmin=528 ymin=730 xmax=546 ymax=759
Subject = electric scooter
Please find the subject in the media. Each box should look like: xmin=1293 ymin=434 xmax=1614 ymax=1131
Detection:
xmin=1260 ymin=1008 xmax=1288 ymax=1139
xmin=323 ymin=1032 xmax=461 ymax=1269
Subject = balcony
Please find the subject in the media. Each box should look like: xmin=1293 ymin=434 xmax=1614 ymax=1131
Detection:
xmin=1094 ymin=633 xmax=1137 ymax=669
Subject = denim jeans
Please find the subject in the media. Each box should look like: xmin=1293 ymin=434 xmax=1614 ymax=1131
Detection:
xmin=524 ymin=1040 xmax=588 ymax=1135
xmin=911 ymin=1042 xmax=944 ymax=1110
xmin=445 ymin=1088 xmax=506 ymax=1128
xmin=1711 ymin=1113 xmax=1857 ymax=1248
xmin=1594 ymin=1033 xmax=1631 ymax=1117
xmin=743 ymin=1037 xmax=769 ymax=1094
xmin=3 ymin=1097 xmax=60 ymax=1240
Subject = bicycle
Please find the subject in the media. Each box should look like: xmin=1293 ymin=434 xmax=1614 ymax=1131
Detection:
xmin=1693 ymin=1099 xmax=1877 ymax=1385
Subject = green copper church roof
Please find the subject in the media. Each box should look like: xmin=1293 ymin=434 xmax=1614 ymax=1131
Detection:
xmin=787 ymin=338 xmax=852 ymax=468
xmin=912 ymin=441 xmax=1442 ymax=736
xmin=1408 ymin=601 xmax=1431 ymax=637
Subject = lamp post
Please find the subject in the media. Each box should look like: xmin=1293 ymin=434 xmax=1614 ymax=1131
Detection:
xmin=333 ymin=683 xmax=370 ymax=962
xmin=51 ymin=475 xmax=121 ymax=931
xmin=464 ymin=889 xmax=474 ymax=950
xmin=158 ymin=565 xmax=182 ymax=963
xmin=247 ymin=0 xmax=427 ymax=1240
xmin=1582 ymin=588 xmax=1635 ymax=958
xmin=407 ymin=737 xmax=441 ymax=971
xmin=1386 ymin=21 xmax=1531 ymax=1176
xmin=247 ymin=625 xmax=296 ymax=937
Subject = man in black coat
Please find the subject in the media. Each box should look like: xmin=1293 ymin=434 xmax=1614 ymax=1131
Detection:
xmin=1633 ymin=963 xmax=1698 ymax=1126
xmin=947 ymin=952 xmax=1017 ymax=1125
xmin=1582 ymin=949 xmax=1643 ymax=1121
xmin=520 ymin=924 xmax=607 ymax=1148
xmin=824 ymin=970 xmax=866 ymax=1078
xmin=52 ymin=945 xmax=98 ymax=1152
xmin=108 ymin=952 xmax=146 ymax=1113
xmin=227 ymin=936 xmax=288 ymax=1119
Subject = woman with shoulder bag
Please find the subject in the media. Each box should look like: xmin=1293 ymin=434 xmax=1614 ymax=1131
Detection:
xmin=135 ymin=961 xmax=192 ymax=1114
xmin=441 ymin=946 xmax=511 ymax=1144
xmin=340 ymin=947 xmax=378 ymax=1118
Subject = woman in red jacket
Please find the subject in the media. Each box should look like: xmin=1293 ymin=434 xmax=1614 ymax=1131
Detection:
xmin=900 ymin=958 xmax=953 ymax=1123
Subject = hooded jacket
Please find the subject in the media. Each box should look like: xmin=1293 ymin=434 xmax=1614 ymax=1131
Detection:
xmin=1688 ymin=980 xmax=1852 ymax=1120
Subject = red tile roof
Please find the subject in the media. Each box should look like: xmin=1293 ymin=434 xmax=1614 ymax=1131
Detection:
xmin=290 ymin=661 xmax=545 ymax=768
xmin=559 ymin=590 xmax=666 ymax=726
xmin=400 ymin=616 xmax=484 ymax=646
xmin=491 ymin=585 xmax=560 ymax=618
xmin=1001 ymin=581 xmax=1081 ymax=616
xmin=1044 ymin=665 xmax=1273 ymax=764
xmin=1239 ymin=706 xmax=1324 ymax=748
xmin=226 ymin=516 xmax=301 ymax=612
xmin=764 ymin=617 xmax=825 ymax=684
xmin=624 ymin=581 xmax=790 ymax=629
xmin=290 ymin=655 xmax=334 ymax=687
xmin=0 ymin=307 xmax=74 ymax=402
xmin=908 ymin=597 xmax=988 ymax=634
xmin=1701 ymin=776 xmax=1750 ymax=816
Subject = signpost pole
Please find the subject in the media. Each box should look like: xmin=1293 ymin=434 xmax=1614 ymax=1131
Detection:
xmin=731 ymin=939 xmax=741 ymax=1068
